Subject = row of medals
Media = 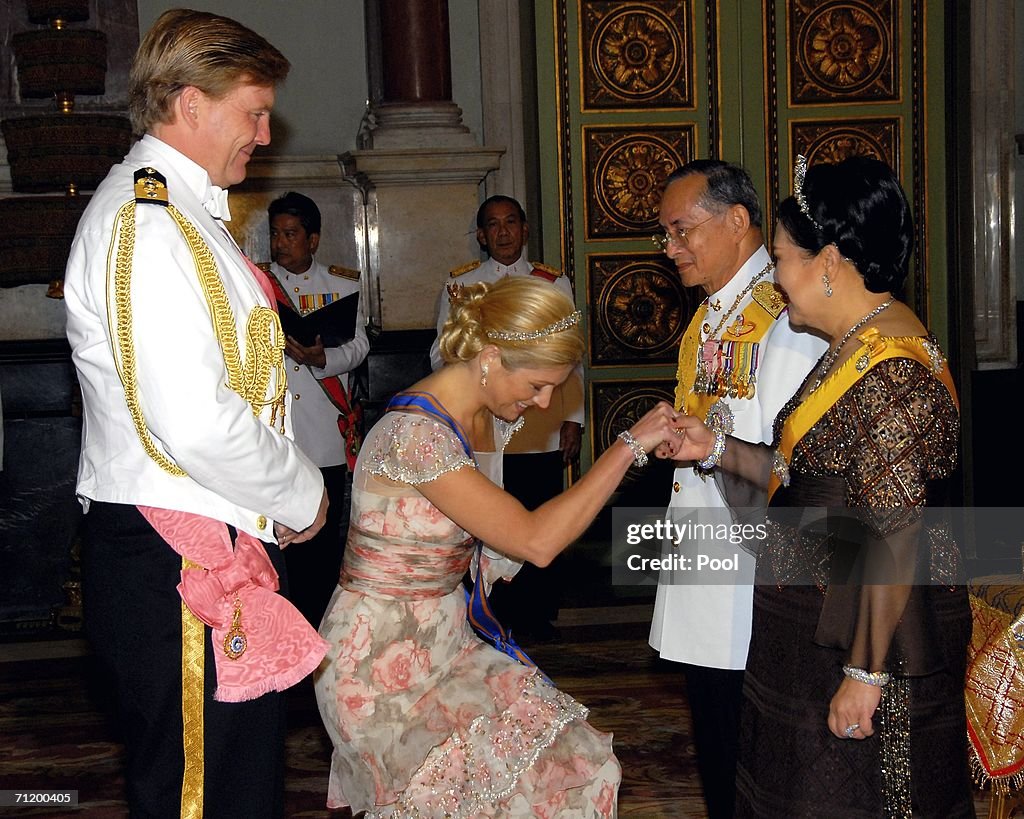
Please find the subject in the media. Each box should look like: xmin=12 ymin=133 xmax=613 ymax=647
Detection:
xmin=694 ymin=331 xmax=757 ymax=399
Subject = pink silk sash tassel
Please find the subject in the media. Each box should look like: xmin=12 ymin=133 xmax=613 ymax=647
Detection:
xmin=139 ymin=506 xmax=329 ymax=703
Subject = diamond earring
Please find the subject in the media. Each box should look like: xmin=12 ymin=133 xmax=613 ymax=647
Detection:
xmin=480 ymin=364 xmax=488 ymax=387
xmin=822 ymin=274 xmax=833 ymax=298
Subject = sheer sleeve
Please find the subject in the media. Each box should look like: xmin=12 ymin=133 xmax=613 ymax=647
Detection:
xmin=714 ymin=437 xmax=775 ymax=509
xmin=714 ymin=390 xmax=803 ymax=507
xmin=813 ymin=359 xmax=960 ymax=676
xmin=364 ymin=412 xmax=475 ymax=485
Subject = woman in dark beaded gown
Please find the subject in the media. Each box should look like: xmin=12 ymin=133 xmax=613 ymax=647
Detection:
xmin=668 ymin=156 xmax=974 ymax=817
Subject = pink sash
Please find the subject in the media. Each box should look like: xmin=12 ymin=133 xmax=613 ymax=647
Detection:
xmin=139 ymin=506 xmax=329 ymax=702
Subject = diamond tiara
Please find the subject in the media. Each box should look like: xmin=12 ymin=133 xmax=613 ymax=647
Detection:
xmin=486 ymin=310 xmax=582 ymax=342
xmin=794 ymin=154 xmax=823 ymax=231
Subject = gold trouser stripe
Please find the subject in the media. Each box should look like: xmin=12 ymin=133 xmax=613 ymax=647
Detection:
xmin=180 ymin=558 xmax=205 ymax=819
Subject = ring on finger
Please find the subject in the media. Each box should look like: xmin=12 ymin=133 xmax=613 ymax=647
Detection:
xmin=843 ymin=723 xmax=860 ymax=739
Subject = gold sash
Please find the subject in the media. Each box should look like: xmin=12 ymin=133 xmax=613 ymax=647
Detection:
xmin=767 ymin=330 xmax=958 ymax=501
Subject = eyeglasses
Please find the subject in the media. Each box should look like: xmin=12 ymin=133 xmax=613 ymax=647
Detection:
xmin=651 ymin=213 xmax=717 ymax=251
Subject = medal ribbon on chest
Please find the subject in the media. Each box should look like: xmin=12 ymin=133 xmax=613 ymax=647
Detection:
xmin=695 ymin=336 xmax=760 ymax=399
xmin=297 ymin=292 xmax=343 ymax=315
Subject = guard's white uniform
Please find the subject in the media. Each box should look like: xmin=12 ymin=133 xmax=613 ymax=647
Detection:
xmin=428 ymin=250 xmax=584 ymax=454
xmin=270 ymin=259 xmax=368 ymax=468
xmin=648 ymin=246 xmax=826 ymax=669
xmin=64 ymin=135 xmax=323 ymax=540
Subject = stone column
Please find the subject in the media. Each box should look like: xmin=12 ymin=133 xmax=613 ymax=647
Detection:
xmin=479 ymin=0 xmax=530 ymax=207
xmin=380 ymin=0 xmax=451 ymax=102
xmin=345 ymin=0 xmax=503 ymax=333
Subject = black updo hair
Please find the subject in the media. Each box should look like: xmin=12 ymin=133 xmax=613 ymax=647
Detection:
xmin=777 ymin=155 xmax=914 ymax=294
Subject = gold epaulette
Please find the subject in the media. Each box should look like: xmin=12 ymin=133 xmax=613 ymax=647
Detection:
xmin=255 ymin=261 xmax=272 ymax=273
xmin=449 ymin=260 xmax=481 ymax=278
xmin=751 ymin=280 xmax=786 ymax=319
xmin=134 ymin=167 xmax=168 ymax=206
xmin=328 ymin=264 xmax=360 ymax=281
xmin=531 ymin=261 xmax=563 ymax=278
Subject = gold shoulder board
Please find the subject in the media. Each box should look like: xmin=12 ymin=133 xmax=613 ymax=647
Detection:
xmin=134 ymin=167 xmax=168 ymax=206
xmin=531 ymin=261 xmax=563 ymax=278
xmin=449 ymin=260 xmax=482 ymax=278
xmin=328 ymin=264 xmax=360 ymax=280
xmin=751 ymin=281 xmax=786 ymax=319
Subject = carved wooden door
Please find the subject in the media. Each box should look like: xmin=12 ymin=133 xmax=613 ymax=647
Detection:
xmin=533 ymin=0 xmax=949 ymax=474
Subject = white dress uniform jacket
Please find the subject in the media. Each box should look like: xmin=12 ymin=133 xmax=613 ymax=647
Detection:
xmin=428 ymin=250 xmax=585 ymax=454
xmin=648 ymin=246 xmax=826 ymax=669
xmin=64 ymin=135 xmax=324 ymax=541
xmin=270 ymin=260 xmax=368 ymax=468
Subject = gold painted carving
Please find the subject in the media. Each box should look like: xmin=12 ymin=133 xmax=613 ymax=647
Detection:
xmin=590 ymin=254 xmax=700 ymax=365
xmin=580 ymin=0 xmax=692 ymax=110
xmin=791 ymin=118 xmax=900 ymax=173
xmin=585 ymin=126 xmax=694 ymax=239
xmin=789 ymin=0 xmax=899 ymax=104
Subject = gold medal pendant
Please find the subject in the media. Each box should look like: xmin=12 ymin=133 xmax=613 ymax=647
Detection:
xmin=223 ymin=597 xmax=248 ymax=660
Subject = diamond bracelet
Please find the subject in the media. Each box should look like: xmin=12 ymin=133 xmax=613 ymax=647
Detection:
xmin=696 ymin=425 xmax=726 ymax=472
xmin=617 ymin=430 xmax=648 ymax=468
xmin=842 ymin=665 xmax=891 ymax=687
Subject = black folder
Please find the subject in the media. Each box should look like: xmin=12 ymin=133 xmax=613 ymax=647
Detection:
xmin=277 ymin=291 xmax=359 ymax=348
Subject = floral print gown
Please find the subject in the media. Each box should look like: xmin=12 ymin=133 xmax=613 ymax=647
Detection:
xmin=314 ymin=411 xmax=620 ymax=818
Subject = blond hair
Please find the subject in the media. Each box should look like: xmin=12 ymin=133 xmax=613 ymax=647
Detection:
xmin=439 ymin=277 xmax=584 ymax=369
xmin=129 ymin=9 xmax=290 ymax=135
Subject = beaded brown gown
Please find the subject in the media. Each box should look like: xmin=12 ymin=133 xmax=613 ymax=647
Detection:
xmin=734 ymin=334 xmax=975 ymax=818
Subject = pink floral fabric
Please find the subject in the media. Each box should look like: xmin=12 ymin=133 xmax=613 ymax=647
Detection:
xmin=314 ymin=413 xmax=620 ymax=817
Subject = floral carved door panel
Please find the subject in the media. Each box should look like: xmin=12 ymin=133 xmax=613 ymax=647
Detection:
xmin=534 ymin=0 xmax=948 ymax=472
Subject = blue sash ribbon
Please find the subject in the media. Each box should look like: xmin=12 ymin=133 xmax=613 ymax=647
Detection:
xmin=463 ymin=576 xmax=552 ymax=685
xmin=385 ymin=391 xmax=551 ymax=683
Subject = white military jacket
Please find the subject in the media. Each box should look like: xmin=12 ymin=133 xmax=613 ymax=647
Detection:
xmin=648 ymin=246 xmax=827 ymax=669
xmin=429 ymin=250 xmax=585 ymax=454
xmin=64 ymin=135 xmax=324 ymax=541
xmin=270 ymin=260 xmax=369 ymax=468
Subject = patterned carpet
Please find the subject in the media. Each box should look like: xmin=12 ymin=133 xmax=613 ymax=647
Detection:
xmin=0 ymin=626 xmax=995 ymax=817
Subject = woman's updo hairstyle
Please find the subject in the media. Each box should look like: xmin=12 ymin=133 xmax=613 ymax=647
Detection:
xmin=778 ymin=155 xmax=914 ymax=294
xmin=438 ymin=276 xmax=584 ymax=370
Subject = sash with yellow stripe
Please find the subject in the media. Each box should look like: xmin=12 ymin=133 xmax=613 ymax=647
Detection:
xmin=767 ymin=330 xmax=958 ymax=502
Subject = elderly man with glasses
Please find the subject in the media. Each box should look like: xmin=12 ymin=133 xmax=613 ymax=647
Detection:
xmin=648 ymin=159 xmax=825 ymax=819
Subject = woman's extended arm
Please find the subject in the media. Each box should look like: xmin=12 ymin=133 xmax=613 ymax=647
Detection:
xmin=416 ymin=401 xmax=684 ymax=566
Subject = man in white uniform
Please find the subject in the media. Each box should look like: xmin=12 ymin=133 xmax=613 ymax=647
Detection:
xmin=266 ymin=191 xmax=368 ymax=625
xmin=63 ymin=11 xmax=326 ymax=817
xmin=430 ymin=195 xmax=584 ymax=640
xmin=648 ymin=160 xmax=825 ymax=818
